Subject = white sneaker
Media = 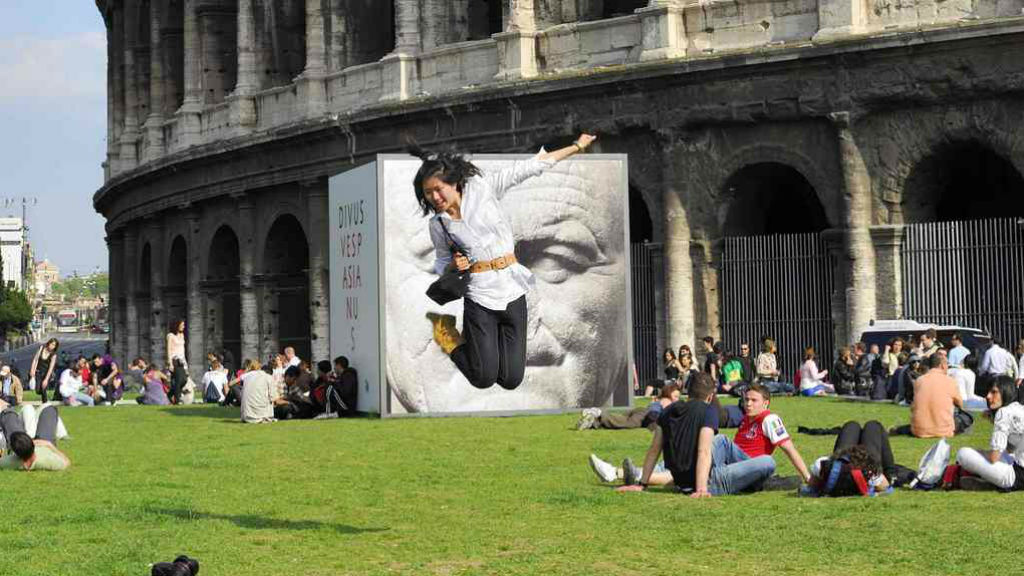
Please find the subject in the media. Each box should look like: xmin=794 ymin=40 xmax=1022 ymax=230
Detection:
xmin=588 ymin=454 xmax=617 ymax=483
xmin=575 ymin=407 xmax=602 ymax=430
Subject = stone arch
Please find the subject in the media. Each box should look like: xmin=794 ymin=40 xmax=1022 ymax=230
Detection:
xmin=197 ymin=0 xmax=238 ymax=105
xmin=468 ymin=0 xmax=504 ymax=39
xmin=902 ymin=139 xmax=1024 ymax=223
xmin=716 ymin=144 xmax=837 ymax=236
xmin=165 ymin=234 xmax=189 ymax=335
xmin=629 ymin=185 xmax=654 ymax=244
xmin=254 ymin=0 xmax=305 ymax=89
xmin=138 ymin=242 xmax=153 ymax=360
xmin=131 ymin=0 xmax=153 ymax=122
xmin=261 ymin=214 xmax=311 ymax=362
xmin=713 ymin=150 xmax=836 ymax=376
xmin=329 ymin=0 xmax=394 ymax=68
xmin=139 ymin=242 xmax=153 ymax=290
xmin=869 ymin=103 xmax=1024 ymax=224
xmin=603 ymin=0 xmax=647 ymax=18
xmin=160 ymin=0 xmax=185 ymax=114
xmin=206 ymin=225 xmax=242 ymax=367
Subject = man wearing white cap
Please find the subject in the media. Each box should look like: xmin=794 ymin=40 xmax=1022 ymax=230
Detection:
xmin=0 ymin=366 xmax=23 ymax=408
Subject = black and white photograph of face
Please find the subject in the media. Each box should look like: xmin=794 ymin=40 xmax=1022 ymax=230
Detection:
xmin=383 ymin=155 xmax=630 ymax=413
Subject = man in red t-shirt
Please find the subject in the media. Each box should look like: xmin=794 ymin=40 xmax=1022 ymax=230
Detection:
xmin=734 ymin=384 xmax=812 ymax=483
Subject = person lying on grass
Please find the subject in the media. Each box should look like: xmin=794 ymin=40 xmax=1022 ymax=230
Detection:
xmin=0 ymin=405 xmax=70 ymax=471
xmin=576 ymin=383 xmax=680 ymax=431
xmin=614 ymin=373 xmax=776 ymax=496
xmin=801 ymin=420 xmax=899 ymax=497
xmin=590 ymin=382 xmax=808 ymax=491
xmin=950 ymin=376 xmax=1024 ymax=492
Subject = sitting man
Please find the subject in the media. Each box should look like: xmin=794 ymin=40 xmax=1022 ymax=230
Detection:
xmin=273 ymin=365 xmax=317 ymax=420
xmin=590 ymin=383 xmax=808 ymax=489
xmin=891 ymin=353 xmax=965 ymax=437
xmin=608 ymin=373 xmax=776 ymax=496
xmin=731 ymin=384 xmax=812 ymax=484
xmin=0 ymin=365 xmax=24 ymax=407
xmin=120 ymin=357 xmax=148 ymax=394
xmin=0 ymin=405 xmax=70 ymax=471
xmin=577 ymin=384 xmax=680 ymax=431
xmin=333 ymin=356 xmax=358 ymax=415
xmin=59 ymin=363 xmax=95 ymax=406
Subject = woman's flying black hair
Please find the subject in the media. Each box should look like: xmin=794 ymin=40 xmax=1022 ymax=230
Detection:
xmin=407 ymin=140 xmax=481 ymax=217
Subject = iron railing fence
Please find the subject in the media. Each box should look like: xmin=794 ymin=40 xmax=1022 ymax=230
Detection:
xmin=902 ymin=218 xmax=1024 ymax=345
xmin=721 ymin=232 xmax=835 ymax=381
xmin=631 ymin=243 xmax=659 ymax=391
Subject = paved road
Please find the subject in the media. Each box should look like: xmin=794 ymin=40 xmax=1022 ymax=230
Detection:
xmin=0 ymin=335 xmax=108 ymax=378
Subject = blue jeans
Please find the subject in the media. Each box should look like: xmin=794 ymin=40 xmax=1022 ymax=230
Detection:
xmin=708 ymin=435 xmax=776 ymax=495
xmin=66 ymin=391 xmax=95 ymax=406
xmin=761 ymin=380 xmax=796 ymax=395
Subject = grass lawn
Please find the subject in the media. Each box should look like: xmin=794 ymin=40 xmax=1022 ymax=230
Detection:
xmin=1 ymin=395 xmax=1020 ymax=575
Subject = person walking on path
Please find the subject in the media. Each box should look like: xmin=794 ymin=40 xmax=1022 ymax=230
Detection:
xmin=29 ymin=338 xmax=59 ymax=403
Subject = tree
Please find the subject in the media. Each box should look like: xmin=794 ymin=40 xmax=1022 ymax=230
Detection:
xmin=0 ymin=286 xmax=32 ymax=336
xmin=50 ymin=273 xmax=109 ymax=301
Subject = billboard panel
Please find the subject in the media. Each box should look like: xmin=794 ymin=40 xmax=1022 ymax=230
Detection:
xmin=379 ymin=154 xmax=631 ymax=415
xmin=328 ymin=162 xmax=382 ymax=414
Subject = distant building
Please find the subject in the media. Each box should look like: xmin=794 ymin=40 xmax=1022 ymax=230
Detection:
xmin=34 ymin=259 xmax=60 ymax=297
xmin=0 ymin=218 xmax=25 ymax=290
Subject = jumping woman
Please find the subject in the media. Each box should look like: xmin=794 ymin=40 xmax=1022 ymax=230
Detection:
xmin=412 ymin=133 xmax=597 ymax=390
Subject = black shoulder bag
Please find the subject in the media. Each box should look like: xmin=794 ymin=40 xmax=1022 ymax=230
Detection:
xmin=426 ymin=220 xmax=470 ymax=305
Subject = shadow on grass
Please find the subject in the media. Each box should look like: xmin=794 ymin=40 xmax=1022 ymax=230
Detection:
xmin=150 ymin=507 xmax=388 ymax=534
xmin=158 ymin=406 xmax=239 ymax=420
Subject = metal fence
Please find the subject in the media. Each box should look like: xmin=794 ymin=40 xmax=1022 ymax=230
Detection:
xmin=902 ymin=218 xmax=1024 ymax=344
xmin=721 ymin=233 xmax=835 ymax=380
xmin=631 ymin=243 xmax=659 ymax=389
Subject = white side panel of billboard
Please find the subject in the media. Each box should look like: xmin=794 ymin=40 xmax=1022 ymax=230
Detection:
xmin=328 ymin=163 xmax=381 ymax=414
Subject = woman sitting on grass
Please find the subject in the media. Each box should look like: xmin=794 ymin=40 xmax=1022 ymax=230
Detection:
xmin=831 ymin=347 xmax=856 ymax=395
xmin=953 ymin=376 xmax=1024 ymax=491
xmin=798 ymin=347 xmax=833 ymax=397
xmin=137 ymin=365 xmax=171 ymax=406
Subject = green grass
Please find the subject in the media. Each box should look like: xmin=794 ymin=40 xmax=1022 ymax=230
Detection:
xmin=1 ymin=396 xmax=1019 ymax=575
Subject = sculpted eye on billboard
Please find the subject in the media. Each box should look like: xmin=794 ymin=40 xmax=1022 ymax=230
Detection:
xmin=330 ymin=154 xmax=631 ymax=416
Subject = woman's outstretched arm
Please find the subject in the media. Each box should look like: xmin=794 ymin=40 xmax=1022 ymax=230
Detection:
xmin=487 ymin=133 xmax=599 ymax=199
xmin=539 ymin=133 xmax=597 ymax=163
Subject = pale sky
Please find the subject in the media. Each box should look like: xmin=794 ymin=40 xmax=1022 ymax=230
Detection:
xmin=0 ymin=1 xmax=108 ymax=277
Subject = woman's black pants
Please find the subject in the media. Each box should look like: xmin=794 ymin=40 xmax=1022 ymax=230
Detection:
xmin=834 ymin=420 xmax=896 ymax=477
xmin=451 ymin=295 xmax=527 ymax=390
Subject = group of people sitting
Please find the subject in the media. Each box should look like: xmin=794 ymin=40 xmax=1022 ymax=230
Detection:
xmin=15 ymin=338 xmax=127 ymax=408
xmin=207 ymin=350 xmax=359 ymax=424
xmin=590 ymin=333 xmax=1024 ymax=494
xmin=652 ymin=337 xmax=796 ymax=400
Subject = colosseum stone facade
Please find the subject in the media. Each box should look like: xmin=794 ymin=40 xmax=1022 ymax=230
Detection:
xmin=94 ymin=0 xmax=1024 ymax=381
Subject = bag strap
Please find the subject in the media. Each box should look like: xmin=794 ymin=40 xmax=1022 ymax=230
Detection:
xmin=438 ymin=218 xmax=464 ymax=255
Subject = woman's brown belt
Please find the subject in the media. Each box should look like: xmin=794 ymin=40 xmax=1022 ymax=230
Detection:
xmin=468 ymin=253 xmax=518 ymax=273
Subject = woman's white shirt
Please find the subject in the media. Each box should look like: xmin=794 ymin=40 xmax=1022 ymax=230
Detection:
xmin=429 ymin=151 xmax=555 ymax=311
xmin=992 ymin=401 xmax=1024 ymax=463
xmin=799 ymin=360 xmax=826 ymax=390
